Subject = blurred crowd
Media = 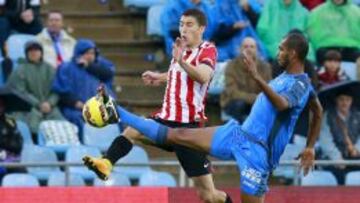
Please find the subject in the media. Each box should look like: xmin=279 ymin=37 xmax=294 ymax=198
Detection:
xmin=0 ymin=0 xmax=359 ymax=185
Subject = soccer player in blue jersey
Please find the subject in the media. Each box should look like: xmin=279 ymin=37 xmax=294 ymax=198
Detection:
xmin=84 ymin=33 xmax=323 ymax=203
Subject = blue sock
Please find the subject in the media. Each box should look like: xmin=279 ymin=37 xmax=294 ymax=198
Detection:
xmin=116 ymin=106 xmax=168 ymax=144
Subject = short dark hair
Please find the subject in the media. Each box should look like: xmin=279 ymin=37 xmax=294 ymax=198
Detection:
xmin=324 ymin=50 xmax=342 ymax=62
xmin=182 ymin=9 xmax=207 ymax=26
xmin=47 ymin=10 xmax=63 ymax=18
xmin=284 ymin=33 xmax=309 ymax=62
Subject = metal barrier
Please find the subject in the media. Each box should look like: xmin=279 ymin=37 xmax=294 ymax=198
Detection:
xmin=0 ymin=160 xmax=359 ymax=186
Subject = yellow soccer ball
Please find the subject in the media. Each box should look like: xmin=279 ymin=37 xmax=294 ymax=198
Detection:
xmin=82 ymin=96 xmax=109 ymax=128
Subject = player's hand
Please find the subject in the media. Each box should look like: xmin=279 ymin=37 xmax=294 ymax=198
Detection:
xmin=243 ymin=50 xmax=260 ymax=80
xmin=299 ymin=147 xmax=315 ymax=176
xmin=142 ymin=71 xmax=162 ymax=86
xmin=172 ymin=37 xmax=185 ymax=63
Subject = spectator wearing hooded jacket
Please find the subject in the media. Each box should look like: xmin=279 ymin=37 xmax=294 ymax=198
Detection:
xmin=307 ymin=0 xmax=360 ymax=64
xmin=6 ymin=41 xmax=63 ymax=135
xmin=52 ymin=39 xmax=115 ymax=136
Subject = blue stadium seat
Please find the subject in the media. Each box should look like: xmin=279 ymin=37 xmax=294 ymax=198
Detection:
xmin=273 ymin=143 xmax=303 ymax=179
xmin=7 ymin=34 xmax=36 ymax=64
xmin=341 ymin=61 xmax=357 ymax=80
xmin=94 ymin=172 xmax=131 ymax=187
xmin=21 ymin=145 xmax=61 ymax=181
xmin=345 ymin=171 xmax=360 ymax=186
xmin=2 ymin=173 xmax=40 ymax=187
xmin=301 ymin=170 xmax=338 ymax=186
xmin=208 ymin=62 xmax=228 ymax=95
xmin=124 ymin=0 xmax=167 ymax=9
xmin=47 ymin=172 xmax=86 ymax=186
xmin=139 ymin=170 xmax=176 ymax=187
xmin=38 ymin=120 xmax=81 ymax=154
xmin=83 ymin=123 xmax=121 ymax=152
xmin=16 ymin=120 xmax=34 ymax=146
xmin=114 ymin=145 xmax=151 ymax=180
xmin=146 ymin=5 xmax=165 ymax=37
xmin=65 ymin=145 xmax=102 ymax=180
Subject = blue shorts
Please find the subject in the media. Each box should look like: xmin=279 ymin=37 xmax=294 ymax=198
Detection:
xmin=210 ymin=120 xmax=270 ymax=196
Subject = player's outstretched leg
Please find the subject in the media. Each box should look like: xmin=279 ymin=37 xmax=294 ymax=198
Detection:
xmin=83 ymin=127 xmax=145 ymax=180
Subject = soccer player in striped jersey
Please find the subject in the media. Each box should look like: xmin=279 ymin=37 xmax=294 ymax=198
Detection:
xmin=84 ymin=9 xmax=232 ymax=203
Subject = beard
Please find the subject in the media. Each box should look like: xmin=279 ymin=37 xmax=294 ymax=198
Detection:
xmin=278 ymin=55 xmax=290 ymax=69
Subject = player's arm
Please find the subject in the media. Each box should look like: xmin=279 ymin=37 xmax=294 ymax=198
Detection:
xmin=178 ymin=60 xmax=213 ymax=84
xmin=142 ymin=71 xmax=168 ymax=86
xmin=300 ymin=96 xmax=323 ymax=175
xmin=243 ymin=52 xmax=289 ymax=111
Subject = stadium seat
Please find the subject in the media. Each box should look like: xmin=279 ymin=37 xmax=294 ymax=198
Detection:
xmin=2 ymin=173 xmax=40 ymax=187
xmin=139 ymin=170 xmax=176 ymax=187
xmin=345 ymin=171 xmax=360 ymax=186
xmin=301 ymin=170 xmax=338 ymax=186
xmin=208 ymin=62 xmax=229 ymax=95
xmin=47 ymin=172 xmax=86 ymax=186
xmin=38 ymin=120 xmax=81 ymax=154
xmin=83 ymin=123 xmax=121 ymax=152
xmin=123 ymin=0 xmax=167 ymax=9
xmin=114 ymin=145 xmax=151 ymax=180
xmin=94 ymin=172 xmax=131 ymax=187
xmin=341 ymin=61 xmax=357 ymax=80
xmin=16 ymin=120 xmax=34 ymax=146
xmin=7 ymin=34 xmax=36 ymax=64
xmin=65 ymin=145 xmax=102 ymax=180
xmin=146 ymin=5 xmax=165 ymax=37
xmin=21 ymin=145 xmax=61 ymax=181
xmin=273 ymin=143 xmax=303 ymax=179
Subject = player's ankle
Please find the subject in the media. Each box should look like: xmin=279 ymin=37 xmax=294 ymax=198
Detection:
xmin=102 ymin=158 xmax=113 ymax=169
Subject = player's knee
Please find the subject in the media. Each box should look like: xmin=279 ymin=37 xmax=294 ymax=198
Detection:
xmin=171 ymin=129 xmax=190 ymax=143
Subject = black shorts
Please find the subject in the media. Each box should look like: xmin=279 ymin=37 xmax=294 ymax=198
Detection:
xmin=152 ymin=118 xmax=211 ymax=177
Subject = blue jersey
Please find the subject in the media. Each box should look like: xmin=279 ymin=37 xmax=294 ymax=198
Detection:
xmin=241 ymin=72 xmax=314 ymax=169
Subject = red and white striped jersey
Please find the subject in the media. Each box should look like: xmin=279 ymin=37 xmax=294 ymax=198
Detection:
xmin=156 ymin=41 xmax=217 ymax=123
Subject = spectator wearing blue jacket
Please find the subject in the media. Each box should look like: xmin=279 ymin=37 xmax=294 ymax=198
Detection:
xmin=52 ymin=39 xmax=115 ymax=137
xmin=211 ymin=0 xmax=267 ymax=61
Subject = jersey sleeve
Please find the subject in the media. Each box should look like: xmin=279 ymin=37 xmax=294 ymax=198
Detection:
xmin=198 ymin=46 xmax=217 ymax=69
xmin=280 ymin=79 xmax=311 ymax=108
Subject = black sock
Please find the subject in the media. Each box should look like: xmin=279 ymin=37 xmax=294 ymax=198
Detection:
xmin=225 ymin=193 xmax=233 ymax=203
xmin=104 ymin=135 xmax=133 ymax=165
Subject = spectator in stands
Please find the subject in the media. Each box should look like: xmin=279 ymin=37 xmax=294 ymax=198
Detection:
xmin=257 ymin=0 xmax=315 ymax=61
xmin=318 ymin=50 xmax=350 ymax=89
xmin=307 ymin=0 xmax=360 ymax=64
xmin=0 ymin=1 xmax=10 ymax=56
xmin=319 ymin=87 xmax=360 ymax=185
xmin=0 ymin=44 xmax=14 ymax=85
xmin=212 ymin=0 xmax=267 ymax=61
xmin=37 ymin=10 xmax=76 ymax=69
xmin=0 ymin=99 xmax=24 ymax=179
xmin=161 ymin=0 xmax=215 ymax=56
xmin=1 ymin=0 xmax=42 ymax=36
xmin=239 ymin=0 xmax=262 ymax=27
xmin=220 ymin=37 xmax=271 ymax=122
xmin=6 ymin=41 xmax=63 ymax=136
xmin=300 ymin=0 xmax=325 ymax=10
xmin=52 ymin=39 xmax=115 ymax=136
